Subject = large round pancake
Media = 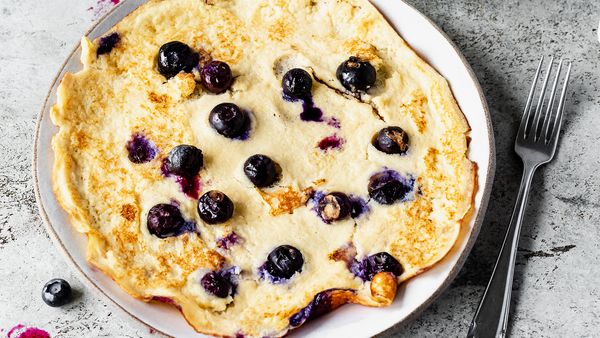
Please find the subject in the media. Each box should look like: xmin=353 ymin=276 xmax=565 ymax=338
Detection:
xmin=50 ymin=0 xmax=477 ymax=336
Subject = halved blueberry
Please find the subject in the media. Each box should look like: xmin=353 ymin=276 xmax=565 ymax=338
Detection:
xmin=157 ymin=41 xmax=199 ymax=79
xmin=336 ymin=56 xmax=376 ymax=92
xmin=166 ymin=145 xmax=203 ymax=177
xmin=317 ymin=192 xmax=351 ymax=222
xmin=373 ymin=127 xmax=409 ymax=155
xmin=266 ymin=245 xmax=304 ymax=279
xmin=201 ymin=61 xmax=233 ymax=94
xmin=147 ymin=204 xmax=185 ymax=238
xmin=209 ymin=103 xmax=249 ymax=138
xmin=243 ymin=154 xmax=279 ymax=187
xmin=282 ymin=68 xmax=313 ymax=100
xmin=42 ymin=279 xmax=72 ymax=307
xmin=201 ymin=271 xmax=233 ymax=298
xmin=198 ymin=190 xmax=234 ymax=224
xmin=368 ymin=172 xmax=409 ymax=205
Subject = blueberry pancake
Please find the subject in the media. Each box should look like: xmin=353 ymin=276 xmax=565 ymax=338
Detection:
xmin=50 ymin=0 xmax=477 ymax=336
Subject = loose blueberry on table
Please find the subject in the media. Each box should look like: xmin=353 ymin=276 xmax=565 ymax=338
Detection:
xmin=265 ymin=245 xmax=304 ymax=280
xmin=209 ymin=103 xmax=249 ymax=138
xmin=243 ymin=154 xmax=279 ymax=187
xmin=336 ymin=56 xmax=377 ymax=92
xmin=282 ymin=68 xmax=313 ymax=100
xmin=317 ymin=192 xmax=351 ymax=222
xmin=201 ymin=60 xmax=233 ymax=94
xmin=373 ymin=126 xmax=410 ymax=155
xmin=201 ymin=271 xmax=234 ymax=298
xmin=198 ymin=190 xmax=234 ymax=224
xmin=42 ymin=278 xmax=72 ymax=307
xmin=166 ymin=145 xmax=204 ymax=177
xmin=157 ymin=41 xmax=199 ymax=79
xmin=368 ymin=171 xmax=411 ymax=205
xmin=147 ymin=204 xmax=186 ymax=238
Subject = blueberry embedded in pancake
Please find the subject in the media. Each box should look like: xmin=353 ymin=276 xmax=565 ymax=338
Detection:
xmin=243 ymin=154 xmax=280 ymax=188
xmin=126 ymin=134 xmax=157 ymax=164
xmin=96 ymin=32 xmax=120 ymax=56
xmin=336 ymin=56 xmax=377 ymax=92
xmin=157 ymin=41 xmax=199 ymax=79
xmin=197 ymin=190 xmax=234 ymax=224
xmin=351 ymin=252 xmax=404 ymax=281
xmin=200 ymin=60 xmax=233 ymax=94
xmin=368 ymin=170 xmax=415 ymax=205
xmin=147 ymin=204 xmax=187 ymax=238
xmin=282 ymin=68 xmax=313 ymax=100
xmin=209 ymin=103 xmax=249 ymax=139
xmin=263 ymin=245 xmax=304 ymax=281
xmin=201 ymin=268 xmax=239 ymax=298
xmin=166 ymin=145 xmax=204 ymax=177
xmin=316 ymin=192 xmax=351 ymax=223
xmin=373 ymin=127 xmax=410 ymax=155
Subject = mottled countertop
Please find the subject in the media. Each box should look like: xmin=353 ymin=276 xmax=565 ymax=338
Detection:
xmin=0 ymin=0 xmax=598 ymax=337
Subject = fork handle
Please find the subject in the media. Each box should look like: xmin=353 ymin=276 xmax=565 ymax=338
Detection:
xmin=467 ymin=163 xmax=537 ymax=338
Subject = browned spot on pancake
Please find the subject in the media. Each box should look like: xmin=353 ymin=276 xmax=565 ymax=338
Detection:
xmin=257 ymin=186 xmax=314 ymax=216
xmin=370 ymin=272 xmax=397 ymax=306
xmin=268 ymin=18 xmax=290 ymax=41
xmin=402 ymin=91 xmax=429 ymax=134
xmin=313 ymin=178 xmax=327 ymax=186
xmin=343 ymin=39 xmax=379 ymax=61
xmin=328 ymin=245 xmax=356 ymax=263
xmin=74 ymin=130 xmax=89 ymax=148
xmin=120 ymin=204 xmax=137 ymax=222
xmin=148 ymin=92 xmax=170 ymax=110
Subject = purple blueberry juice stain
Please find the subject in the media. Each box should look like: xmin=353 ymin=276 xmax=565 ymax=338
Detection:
xmin=127 ymin=134 xmax=157 ymax=164
xmin=97 ymin=32 xmax=120 ymax=56
xmin=317 ymin=134 xmax=345 ymax=152
xmin=283 ymin=92 xmax=323 ymax=122
xmin=289 ymin=289 xmax=353 ymax=327
xmin=217 ymin=232 xmax=242 ymax=250
xmin=161 ymin=158 xmax=202 ymax=199
xmin=326 ymin=117 xmax=341 ymax=129
xmin=7 ymin=325 xmax=50 ymax=338
xmin=258 ymin=262 xmax=288 ymax=284
xmin=88 ymin=0 xmax=121 ymax=20
xmin=175 ymin=221 xmax=197 ymax=236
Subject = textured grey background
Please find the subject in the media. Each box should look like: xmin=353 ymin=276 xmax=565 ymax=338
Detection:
xmin=0 ymin=0 xmax=598 ymax=337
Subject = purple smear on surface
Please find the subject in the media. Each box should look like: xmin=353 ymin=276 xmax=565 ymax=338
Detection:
xmin=258 ymin=262 xmax=288 ymax=285
xmin=175 ymin=221 xmax=197 ymax=236
xmin=349 ymin=195 xmax=370 ymax=218
xmin=217 ymin=232 xmax=242 ymax=250
xmin=162 ymin=158 xmax=202 ymax=199
xmin=127 ymin=134 xmax=157 ymax=164
xmin=326 ymin=117 xmax=341 ymax=129
xmin=97 ymin=32 xmax=120 ymax=56
xmin=8 ymin=325 xmax=51 ymax=338
xmin=283 ymin=92 xmax=323 ymax=122
xmin=317 ymin=134 xmax=345 ymax=152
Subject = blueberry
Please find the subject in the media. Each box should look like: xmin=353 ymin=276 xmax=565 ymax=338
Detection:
xmin=317 ymin=192 xmax=351 ymax=222
xmin=42 ymin=279 xmax=72 ymax=307
xmin=166 ymin=145 xmax=203 ymax=177
xmin=209 ymin=103 xmax=249 ymax=138
xmin=374 ymin=127 xmax=409 ymax=155
xmin=282 ymin=68 xmax=313 ymax=99
xmin=198 ymin=191 xmax=234 ymax=224
xmin=126 ymin=134 xmax=157 ymax=164
xmin=368 ymin=172 xmax=408 ymax=205
xmin=336 ymin=56 xmax=376 ymax=92
xmin=147 ymin=204 xmax=185 ymax=238
xmin=243 ymin=154 xmax=279 ymax=187
xmin=201 ymin=61 xmax=233 ymax=94
xmin=366 ymin=252 xmax=403 ymax=279
xmin=157 ymin=41 xmax=199 ymax=79
xmin=201 ymin=271 xmax=233 ymax=298
xmin=266 ymin=245 xmax=304 ymax=279
xmin=97 ymin=32 xmax=120 ymax=56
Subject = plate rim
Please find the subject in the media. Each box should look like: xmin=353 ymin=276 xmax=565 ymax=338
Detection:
xmin=32 ymin=0 xmax=496 ymax=336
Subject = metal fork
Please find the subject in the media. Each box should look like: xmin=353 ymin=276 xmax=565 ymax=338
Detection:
xmin=467 ymin=57 xmax=573 ymax=338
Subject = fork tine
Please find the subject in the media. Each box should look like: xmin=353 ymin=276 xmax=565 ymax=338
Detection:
xmin=540 ymin=59 xmax=564 ymax=141
xmin=547 ymin=61 xmax=572 ymax=144
xmin=520 ymin=57 xmax=544 ymax=138
xmin=531 ymin=56 xmax=554 ymax=139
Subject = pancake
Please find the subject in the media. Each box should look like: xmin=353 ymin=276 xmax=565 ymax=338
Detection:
xmin=50 ymin=0 xmax=477 ymax=336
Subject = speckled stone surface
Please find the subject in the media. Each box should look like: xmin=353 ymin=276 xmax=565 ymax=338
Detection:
xmin=0 ymin=0 xmax=598 ymax=337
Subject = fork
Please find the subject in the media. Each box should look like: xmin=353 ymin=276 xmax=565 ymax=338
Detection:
xmin=467 ymin=56 xmax=573 ymax=338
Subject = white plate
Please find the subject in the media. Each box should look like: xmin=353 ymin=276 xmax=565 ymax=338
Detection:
xmin=33 ymin=1 xmax=495 ymax=337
